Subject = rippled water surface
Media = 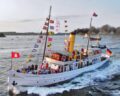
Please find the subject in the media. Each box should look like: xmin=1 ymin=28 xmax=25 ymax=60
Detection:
xmin=0 ymin=35 xmax=120 ymax=96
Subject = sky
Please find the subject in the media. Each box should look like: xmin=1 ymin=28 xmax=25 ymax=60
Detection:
xmin=0 ymin=0 xmax=120 ymax=33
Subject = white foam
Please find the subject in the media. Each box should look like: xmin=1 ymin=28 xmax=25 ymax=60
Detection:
xmin=111 ymin=90 xmax=120 ymax=96
xmin=25 ymin=59 xmax=120 ymax=96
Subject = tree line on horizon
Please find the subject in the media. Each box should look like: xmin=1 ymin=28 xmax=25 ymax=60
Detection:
xmin=73 ymin=24 xmax=120 ymax=35
xmin=0 ymin=24 xmax=120 ymax=36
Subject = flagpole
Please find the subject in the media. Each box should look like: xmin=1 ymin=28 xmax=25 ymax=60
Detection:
xmin=10 ymin=54 xmax=13 ymax=70
xmin=11 ymin=58 xmax=12 ymax=70
xmin=86 ymin=17 xmax=93 ymax=56
xmin=42 ymin=6 xmax=52 ymax=62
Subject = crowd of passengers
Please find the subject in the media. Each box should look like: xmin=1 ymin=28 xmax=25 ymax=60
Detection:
xmin=17 ymin=64 xmax=78 ymax=75
xmin=16 ymin=49 xmax=102 ymax=74
xmin=16 ymin=58 xmax=96 ymax=75
xmin=17 ymin=64 xmax=38 ymax=74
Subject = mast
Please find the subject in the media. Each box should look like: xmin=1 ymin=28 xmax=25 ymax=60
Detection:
xmin=86 ymin=17 xmax=92 ymax=55
xmin=42 ymin=6 xmax=52 ymax=62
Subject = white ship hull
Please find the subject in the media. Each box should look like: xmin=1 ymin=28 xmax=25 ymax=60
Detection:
xmin=8 ymin=59 xmax=109 ymax=86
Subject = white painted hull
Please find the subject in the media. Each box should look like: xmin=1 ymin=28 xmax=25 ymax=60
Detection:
xmin=8 ymin=59 xmax=109 ymax=86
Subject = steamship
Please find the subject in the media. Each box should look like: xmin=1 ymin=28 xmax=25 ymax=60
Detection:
xmin=8 ymin=32 xmax=110 ymax=86
xmin=8 ymin=6 xmax=111 ymax=87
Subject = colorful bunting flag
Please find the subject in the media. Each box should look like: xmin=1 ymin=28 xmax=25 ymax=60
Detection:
xmin=37 ymin=39 xmax=41 ymax=43
xmin=56 ymin=20 xmax=60 ymax=33
xmin=50 ymin=26 xmax=54 ymax=30
xmin=64 ymin=20 xmax=67 ymax=23
xmin=32 ymin=49 xmax=37 ymax=52
xmin=47 ymin=43 xmax=52 ymax=47
xmin=26 ymin=58 xmax=32 ymax=63
xmin=45 ymin=22 xmax=49 ymax=26
xmin=64 ymin=19 xmax=68 ymax=33
xmin=65 ymin=25 xmax=68 ymax=27
xmin=56 ymin=20 xmax=60 ymax=26
xmin=48 ymin=37 xmax=53 ymax=42
xmin=46 ymin=18 xmax=49 ymax=21
xmin=48 ymin=32 xmax=51 ymax=35
xmin=49 ymin=20 xmax=54 ymax=23
xmin=26 ymin=54 xmax=32 ymax=63
xmin=39 ymin=35 xmax=43 ymax=38
xmin=56 ymin=29 xmax=59 ymax=32
xmin=65 ymin=30 xmax=68 ymax=32
xmin=47 ymin=49 xmax=52 ymax=52
xmin=34 ymin=44 xmax=39 ymax=48
xmin=43 ymin=26 xmax=48 ymax=30
xmin=48 ymin=32 xmax=54 ymax=35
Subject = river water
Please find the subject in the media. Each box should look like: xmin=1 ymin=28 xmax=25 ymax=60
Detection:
xmin=0 ymin=35 xmax=120 ymax=96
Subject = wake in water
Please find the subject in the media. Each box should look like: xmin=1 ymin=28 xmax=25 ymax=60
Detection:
xmin=12 ymin=58 xmax=120 ymax=96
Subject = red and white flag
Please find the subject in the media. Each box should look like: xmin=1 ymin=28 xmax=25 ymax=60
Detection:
xmin=11 ymin=52 xmax=20 ymax=58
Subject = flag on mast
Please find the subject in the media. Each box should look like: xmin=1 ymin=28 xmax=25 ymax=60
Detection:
xmin=49 ymin=20 xmax=54 ymax=23
xmin=11 ymin=52 xmax=20 ymax=58
xmin=56 ymin=20 xmax=60 ymax=33
xmin=43 ymin=26 xmax=48 ymax=30
xmin=48 ymin=37 xmax=53 ymax=42
xmin=45 ymin=22 xmax=49 ymax=26
xmin=50 ymin=26 xmax=54 ymax=30
xmin=93 ymin=12 xmax=98 ymax=17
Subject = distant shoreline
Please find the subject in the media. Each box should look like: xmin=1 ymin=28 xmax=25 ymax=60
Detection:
xmin=0 ymin=32 xmax=70 ymax=36
xmin=1 ymin=24 xmax=120 ymax=36
xmin=0 ymin=31 xmax=120 ymax=36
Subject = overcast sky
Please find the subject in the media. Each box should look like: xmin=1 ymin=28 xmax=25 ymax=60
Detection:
xmin=0 ymin=0 xmax=120 ymax=32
